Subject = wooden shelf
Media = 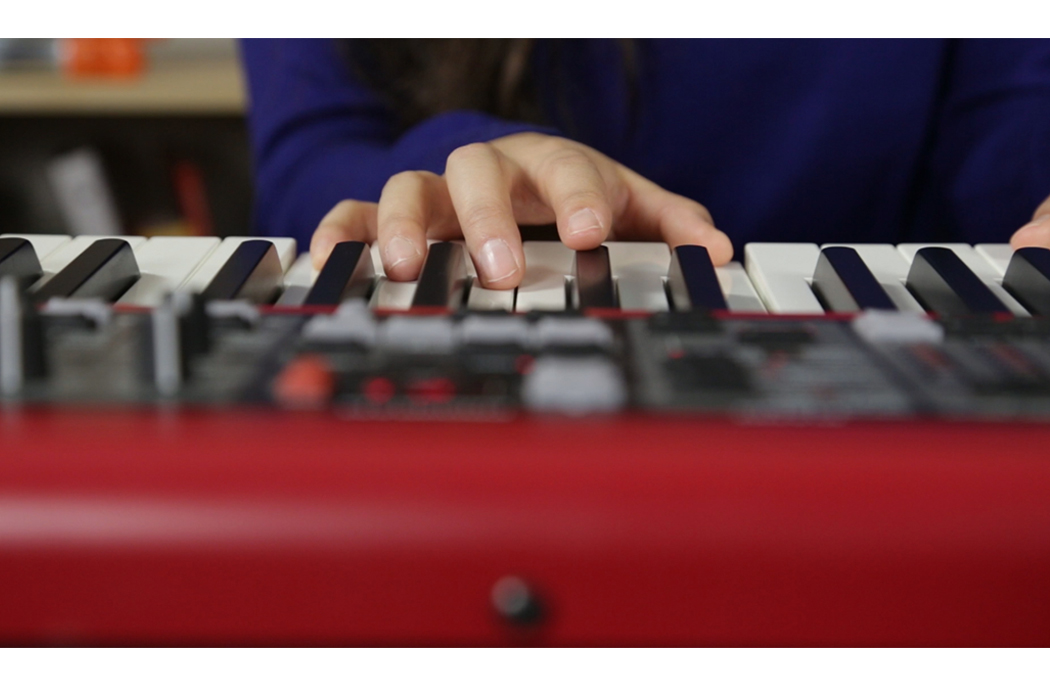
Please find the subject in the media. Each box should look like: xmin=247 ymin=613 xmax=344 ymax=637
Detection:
xmin=0 ymin=58 xmax=246 ymax=115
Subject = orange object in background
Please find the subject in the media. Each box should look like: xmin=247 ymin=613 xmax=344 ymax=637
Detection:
xmin=60 ymin=39 xmax=152 ymax=79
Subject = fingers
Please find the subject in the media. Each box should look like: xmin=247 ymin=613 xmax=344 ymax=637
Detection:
xmin=614 ymin=169 xmax=734 ymax=265
xmin=444 ymin=143 xmax=526 ymax=289
xmin=376 ymin=170 xmax=457 ymax=281
xmin=310 ymin=200 xmax=379 ymax=270
xmin=496 ymin=134 xmax=731 ymax=264
xmin=530 ymin=146 xmax=615 ymax=251
xmin=1010 ymin=195 xmax=1050 ymax=250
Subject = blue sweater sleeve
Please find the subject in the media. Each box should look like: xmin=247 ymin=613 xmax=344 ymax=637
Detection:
xmin=239 ymin=39 xmax=554 ymax=247
xmin=927 ymin=39 xmax=1050 ymax=243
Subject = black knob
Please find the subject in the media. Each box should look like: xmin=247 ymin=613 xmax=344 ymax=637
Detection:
xmin=491 ymin=576 xmax=545 ymax=627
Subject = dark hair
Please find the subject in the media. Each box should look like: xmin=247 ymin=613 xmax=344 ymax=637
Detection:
xmin=344 ymin=39 xmax=636 ymax=134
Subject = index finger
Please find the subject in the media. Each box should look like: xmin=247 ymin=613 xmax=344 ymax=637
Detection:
xmin=310 ymin=200 xmax=379 ymax=270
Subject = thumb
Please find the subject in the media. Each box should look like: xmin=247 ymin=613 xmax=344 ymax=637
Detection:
xmin=1010 ymin=195 xmax=1050 ymax=250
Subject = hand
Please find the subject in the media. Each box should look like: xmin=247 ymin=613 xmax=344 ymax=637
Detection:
xmin=1010 ymin=195 xmax=1050 ymax=249
xmin=310 ymin=132 xmax=733 ymax=288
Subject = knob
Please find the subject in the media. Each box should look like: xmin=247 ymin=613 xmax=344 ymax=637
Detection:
xmin=491 ymin=576 xmax=545 ymax=627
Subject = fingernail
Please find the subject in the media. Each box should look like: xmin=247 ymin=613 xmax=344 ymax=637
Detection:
xmin=567 ymin=208 xmax=603 ymax=238
xmin=384 ymin=235 xmax=420 ymax=270
xmin=478 ymin=238 xmax=519 ymax=284
xmin=1023 ymin=214 xmax=1050 ymax=228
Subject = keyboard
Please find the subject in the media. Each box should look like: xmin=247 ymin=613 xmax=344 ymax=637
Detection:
xmin=2 ymin=233 xmax=1050 ymax=645
xmin=0 ymin=233 xmax=1040 ymax=313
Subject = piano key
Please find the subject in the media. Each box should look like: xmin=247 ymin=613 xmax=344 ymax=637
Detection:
xmin=0 ymin=234 xmax=72 ymax=261
xmin=974 ymin=243 xmax=1014 ymax=277
xmin=716 ymin=263 xmax=767 ymax=313
xmin=743 ymin=243 xmax=824 ymax=313
xmin=412 ymin=241 xmax=468 ymax=309
xmin=820 ymin=244 xmax=923 ymax=312
xmin=32 ymin=238 xmax=140 ymax=302
xmin=605 ymin=241 xmax=670 ymax=312
xmin=667 ymin=245 xmax=727 ymax=311
xmin=179 ymin=236 xmax=296 ymax=295
xmin=0 ymin=238 xmax=43 ymax=286
xmin=905 ymin=247 xmax=1009 ymax=315
xmin=1002 ymin=247 xmax=1050 ymax=316
xmin=572 ymin=246 xmax=617 ymax=309
xmin=302 ymin=241 xmax=375 ymax=307
xmin=369 ymin=242 xmax=384 ymax=276
xmin=898 ymin=243 xmax=1029 ymax=316
xmin=516 ymin=241 xmax=574 ymax=312
xmin=811 ymin=246 xmax=896 ymax=312
xmin=199 ymin=240 xmax=284 ymax=303
xmin=466 ymin=281 xmax=516 ymax=311
xmin=275 ymin=253 xmax=317 ymax=306
xmin=116 ymin=236 xmax=221 ymax=307
xmin=31 ymin=235 xmax=146 ymax=292
xmin=371 ymin=278 xmax=418 ymax=311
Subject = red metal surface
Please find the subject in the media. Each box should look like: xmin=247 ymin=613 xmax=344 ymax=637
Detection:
xmin=1 ymin=409 xmax=1049 ymax=645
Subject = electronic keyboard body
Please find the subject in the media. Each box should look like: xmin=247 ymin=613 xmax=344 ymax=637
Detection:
xmin=2 ymin=234 xmax=1050 ymax=645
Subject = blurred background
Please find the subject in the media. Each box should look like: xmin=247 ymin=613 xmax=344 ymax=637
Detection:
xmin=0 ymin=38 xmax=251 ymax=241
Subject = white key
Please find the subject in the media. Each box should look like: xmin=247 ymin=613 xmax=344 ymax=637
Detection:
xmin=370 ymin=242 xmax=384 ymax=275
xmin=743 ymin=243 xmax=823 ymax=313
xmin=819 ymin=243 xmax=923 ymax=312
xmin=898 ymin=243 xmax=1029 ymax=316
xmin=605 ymin=241 xmax=670 ymax=312
xmin=370 ymin=278 xmax=417 ymax=311
xmin=275 ymin=252 xmax=318 ymax=306
xmin=179 ymin=236 xmax=297 ymax=293
xmin=117 ymin=236 xmax=221 ymax=306
xmin=975 ymin=244 xmax=1014 ymax=278
xmin=516 ymin=241 xmax=574 ymax=312
xmin=0 ymin=234 xmax=72 ymax=261
xmin=466 ymin=281 xmax=515 ymax=311
xmin=32 ymin=235 xmax=147 ymax=292
xmin=717 ymin=262 xmax=767 ymax=313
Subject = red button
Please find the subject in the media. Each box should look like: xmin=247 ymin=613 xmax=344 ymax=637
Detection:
xmin=272 ymin=354 xmax=335 ymax=409
xmin=407 ymin=377 xmax=455 ymax=404
xmin=363 ymin=376 xmax=396 ymax=405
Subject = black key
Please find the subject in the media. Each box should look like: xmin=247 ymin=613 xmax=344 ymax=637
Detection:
xmin=1003 ymin=247 xmax=1050 ymax=316
xmin=572 ymin=246 xmax=617 ymax=309
xmin=411 ymin=241 xmax=467 ymax=309
xmin=905 ymin=247 xmax=1009 ymax=316
xmin=303 ymin=241 xmax=375 ymax=306
xmin=0 ymin=238 xmax=42 ymax=287
xmin=667 ymin=245 xmax=727 ymax=311
xmin=811 ymin=246 xmax=896 ymax=312
xmin=201 ymin=240 xmax=283 ymax=303
xmin=32 ymin=238 xmax=139 ymax=303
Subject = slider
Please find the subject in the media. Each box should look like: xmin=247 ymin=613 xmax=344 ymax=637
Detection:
xmin=0 ymin=277 xmax=46 ymax=395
